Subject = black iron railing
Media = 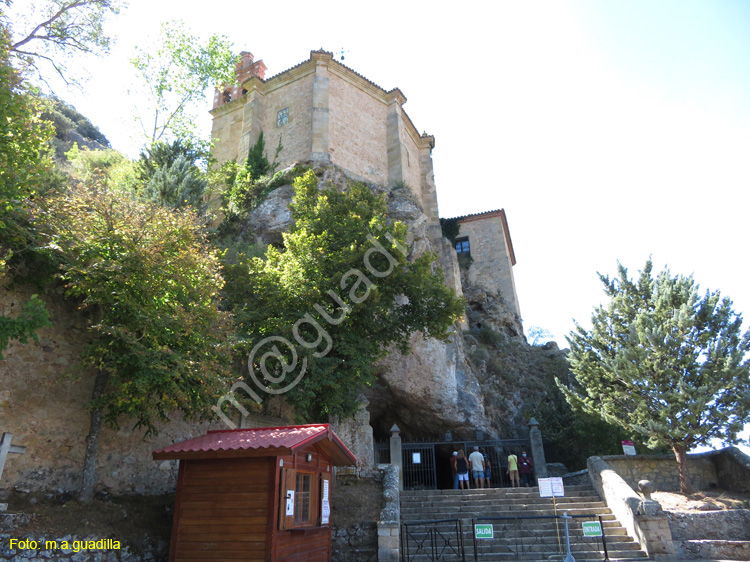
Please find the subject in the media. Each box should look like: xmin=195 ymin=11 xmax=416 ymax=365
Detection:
xmin=471 ymin=514 xmax=610 ymax=562
xmin=402 ymin=519 xmax=466 ymax=562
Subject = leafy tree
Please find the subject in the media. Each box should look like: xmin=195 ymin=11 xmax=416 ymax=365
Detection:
xmin=43 ymin=179 xmax=234 ymax=502
xmin=0 ymin=26 xmax=54 ymax=356
xmin=130 ymin=20 xmax=237 ymax=148
xmin=136 ymin=141 xmax=207 ymax=210
xmin=561 ymin=260 xmax=750 ymax=492
xmin=3 ymin=0 xmax=122 ymax=85
xmin=222 ymin=170 xmax=464 ymax=420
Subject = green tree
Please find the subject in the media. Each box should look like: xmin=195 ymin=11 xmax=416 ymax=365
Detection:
xmin=130 ymin=20 xmax=237 ymax=148
xmin=136 ymin=141 xmax=207 ymax=210
xmin=3 ymin=0 xmax=122 ymax=85
xmin=44 ymin=179 xmax=234 ymax=502
xmin=561 ymin=260 xmax=750 ymax=493
xmin=222 ymin=170 xmax=464 ymax=420
xmin=0 ymin=26 xmax=54 ymax=357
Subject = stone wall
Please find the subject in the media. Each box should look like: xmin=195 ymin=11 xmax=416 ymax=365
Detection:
xmin=0 ymin=287 xmax=290 ymax=496
xmin=457 ymin=212 xmax=520 ymax=318
xmin=711 ymin=446 xmax=750 ymax=493
xmin=668 ymin=510 xmax=750 ymax=541
xmin=329 ymin=68 xmax=388 ymax=186
xmin=602 ymin=454 xmax=718 ymax=493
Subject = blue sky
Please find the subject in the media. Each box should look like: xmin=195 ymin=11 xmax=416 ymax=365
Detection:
xmin=13 ymin=0 xmax=749 ymax=450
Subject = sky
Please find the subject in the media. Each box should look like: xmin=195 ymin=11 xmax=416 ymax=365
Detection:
xmin=11 ymin=1 xmax=750 ymax=448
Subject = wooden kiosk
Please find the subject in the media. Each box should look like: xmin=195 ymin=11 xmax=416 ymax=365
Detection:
xmin=153 ymin=424 xmax=357 ymax=562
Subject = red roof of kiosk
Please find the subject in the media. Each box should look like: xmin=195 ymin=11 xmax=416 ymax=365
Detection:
xmin=153 ymin=423 xmax=356 ymax=465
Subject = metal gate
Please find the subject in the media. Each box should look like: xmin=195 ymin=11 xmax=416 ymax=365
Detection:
xmin=402 ymin=519 xmax=466 ymax=562
xmin=375 ymin=438 xmax=531 ymax=490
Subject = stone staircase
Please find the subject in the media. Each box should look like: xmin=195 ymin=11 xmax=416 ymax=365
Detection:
xmin=400 ymin=484 xmax=650 ymax=562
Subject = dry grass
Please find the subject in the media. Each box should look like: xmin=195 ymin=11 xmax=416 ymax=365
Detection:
xmin=652 ymin=489 xmax=750 ymax=512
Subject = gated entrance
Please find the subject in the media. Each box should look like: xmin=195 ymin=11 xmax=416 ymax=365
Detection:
xmin=375 ymin=437 xmax=531 ymax=490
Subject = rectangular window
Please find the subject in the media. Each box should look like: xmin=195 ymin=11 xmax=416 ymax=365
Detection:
xmin=277 ymin=107 xmax=289 ymax=127
xmin=455 ymin=237 xmax=470 ymax=254
xmin=295 ymin=472 xmax=313 ymax=524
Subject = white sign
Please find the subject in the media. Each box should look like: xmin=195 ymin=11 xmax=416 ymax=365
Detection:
xmin=321 ymin=480 xmax=330 ymax=524
xmin=538 ymin=477 xmax=565 ymax=497
xmin=622 ymin=440 xmax=637 ymax=456
xmin=412 ymin=452 xmax=421 ymax=464
xmin=285 ymin=490 xmax=295 ymax=516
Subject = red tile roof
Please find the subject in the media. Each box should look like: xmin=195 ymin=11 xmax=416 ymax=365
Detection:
xmin=153 ymin=424 xmax=356 ymax=465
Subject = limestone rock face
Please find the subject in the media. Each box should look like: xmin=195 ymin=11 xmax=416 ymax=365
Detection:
xmin=240 ymin=163 xmax=502 ymax=440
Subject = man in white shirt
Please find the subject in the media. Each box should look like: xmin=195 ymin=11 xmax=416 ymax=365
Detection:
xmin=468 ymin=446 xmax=485 ymax=489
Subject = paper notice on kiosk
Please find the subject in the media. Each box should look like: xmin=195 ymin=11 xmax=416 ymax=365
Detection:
xmin=321 ymin=480 xmax=330 ymax=524
xmin=286 ymin=490 xmax=294 ymax=516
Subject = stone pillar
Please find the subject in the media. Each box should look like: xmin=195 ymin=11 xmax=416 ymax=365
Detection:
xmin=389 ymin=424 xmax=403 ymax=492
xmin=418 ymin=136 xmax=442 ymax=246
xmin=528 ymin=417 xmax=548 ymax=481
xmin=377 ymin=464 xmax=401 ymax=562
xmin=238 ymin=82 xmax=264 ymax=162
xmin=386 ymin=91 xmax=406 ymax=187
xmin=310 ymin=52 xmax=330 ymax=162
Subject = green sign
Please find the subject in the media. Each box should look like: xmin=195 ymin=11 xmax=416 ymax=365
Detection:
xmin=474 ymin=524 xmax=494 ymax=539
xmin=582 ymin=521 xmax=603 ymax=537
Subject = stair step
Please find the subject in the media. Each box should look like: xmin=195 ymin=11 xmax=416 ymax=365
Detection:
xmin=400 ymin=484 xmax=649 ymax=562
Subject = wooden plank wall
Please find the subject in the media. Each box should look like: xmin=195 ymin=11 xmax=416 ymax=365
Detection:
xmin=172 ymin=457 xmax=273 ymax=562
xmin=274 ymin=447 xmax=332 ymax=562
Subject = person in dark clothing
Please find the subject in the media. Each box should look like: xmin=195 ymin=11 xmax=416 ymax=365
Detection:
xmin=519 ymin=451 xmax=534 ymax=487
xmin=456 ymin=449 xmax=469 ymax=490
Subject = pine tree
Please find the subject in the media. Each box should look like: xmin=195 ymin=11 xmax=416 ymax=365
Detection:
xmin=560 ymin=260 xmax=750 ymax=493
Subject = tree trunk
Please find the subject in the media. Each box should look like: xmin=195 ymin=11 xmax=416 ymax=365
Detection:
xmin=673 ymin=442 xmax=693 ymax=494
xmin=79 ymin=369 xmax=108 ymax=503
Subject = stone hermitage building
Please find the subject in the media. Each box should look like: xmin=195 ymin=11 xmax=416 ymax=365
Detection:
xmin=210 ymin=49 xmax=520 ymax=319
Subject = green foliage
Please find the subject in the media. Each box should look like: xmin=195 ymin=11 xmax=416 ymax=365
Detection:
xmin=43 ymin=180 xmax=235 ymax=434
xmin=223 ymin=170 xmax=464 ymax=420
xmin=0 ymin=28 xmax=53 ymax=228
xmin=225 ymin=160 xmax=307 ymax=216
xmin=0 ymin=27 xmax=53 ymax=350
xmin=65 ymin=143 xmax=130 ymax=183
xmin=562 ymin=260 xmax=750 ymax=490
xmin=0 ymin=293 xmax=51 ymax=359
xmin=136 ymin=141 xmax=207 ymax=210
xmin=440 ymin=217 xmax=461 ymax=246
xmin=40 ymin=95 xmax=109 ymax=159
xmin=131 ymin=20 xmax=237 ymax=146
xmin=245 ymin=131 xmax=271 ymax=178
xmin=4 ymin=0 xmax=122 ymax=85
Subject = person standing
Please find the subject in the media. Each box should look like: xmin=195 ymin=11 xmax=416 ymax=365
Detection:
xmin=469 ymin=446 xmax=485 ymax=489
xmin=450 ymin=451 xmax=458 ymax=489
xmin=507 ymin=451 xmax=520 ymax=488
xmin=456 ymin=449 xmax=469 ymax=490
xmin=483 ymin=450 xmax=492 ymax=488
xmin=519 ymin=451 xmax=534 ymax=487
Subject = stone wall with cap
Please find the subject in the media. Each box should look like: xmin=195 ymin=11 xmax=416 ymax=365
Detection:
xmin=602 ymin=454 xmax=718 ymax=492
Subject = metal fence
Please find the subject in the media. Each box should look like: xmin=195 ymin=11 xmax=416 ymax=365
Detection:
xmin=471 ymin=514 xmax=610 ymax=562
xmin=375 ymin=438 xmax=531 ymax=490
xmin=402 ymin=519 xmax=466 ymax=562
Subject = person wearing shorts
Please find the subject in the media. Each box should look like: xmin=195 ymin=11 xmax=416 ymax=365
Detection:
xmin=456 ymin=449 xmax=469 ymax=490
xmin=507 ymin=452 xmax=520 ymax=488
xmin=469 ymin=446 xmax=485 ymax=489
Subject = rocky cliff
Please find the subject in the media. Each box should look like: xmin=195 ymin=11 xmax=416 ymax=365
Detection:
xmin=240 ymin=162 xmax=565 ymax=442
